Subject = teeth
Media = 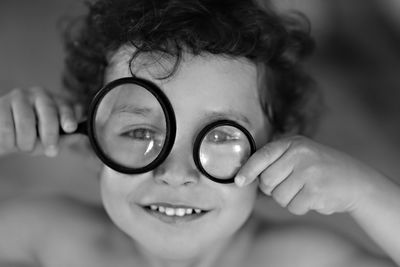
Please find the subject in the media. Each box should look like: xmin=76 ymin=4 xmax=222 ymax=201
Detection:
xmin=165 ymin=207 xmax=175 ymax=216
xmin=148 ymin=205 xmax=204 ymax=216
xmin=176 ymin=208 xmax=186 ymax=217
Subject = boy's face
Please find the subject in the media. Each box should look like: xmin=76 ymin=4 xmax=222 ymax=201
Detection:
xmin=99 ymin=47 xmax=270 ymax=260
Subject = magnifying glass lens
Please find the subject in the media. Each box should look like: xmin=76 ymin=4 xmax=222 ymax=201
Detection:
xmin=94 ymin=83 xmax=167 ymax=169
xmin=199 ymin=125 xmax=252 ymax=180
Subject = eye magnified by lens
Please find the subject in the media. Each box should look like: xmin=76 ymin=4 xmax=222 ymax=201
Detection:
xmin=196 ymin=124 xmax=254 ymax=181
xmin=94 ymin=83 xmax=167 ymax=169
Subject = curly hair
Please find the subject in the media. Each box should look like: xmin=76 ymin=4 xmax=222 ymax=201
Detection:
xmin=62 ymin=0 xmax=320 ymax=136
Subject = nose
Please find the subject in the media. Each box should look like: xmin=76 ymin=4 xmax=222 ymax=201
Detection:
xmin=153 ymin=142 xmax=201 ymax=187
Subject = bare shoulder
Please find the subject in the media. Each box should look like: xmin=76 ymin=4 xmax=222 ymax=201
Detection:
xmin=0 ymin=194 xmax=109 ymax=233
xmin=246 ymin=216 xmax=395 ymax=267
xmin=0 ymin=195 xmax=113 ymax=265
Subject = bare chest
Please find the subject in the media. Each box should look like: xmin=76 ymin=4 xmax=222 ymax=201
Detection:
xmin=41 ymin=248 xmax=141 ymax=267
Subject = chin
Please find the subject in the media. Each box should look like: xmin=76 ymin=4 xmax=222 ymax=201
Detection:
xmin=127 ymin=210 xmax=251 ymax=262
xmin=128 ymin=217 xmax=220 ymax=260
xmin=140 ymin=237 xmax=210 ymax=261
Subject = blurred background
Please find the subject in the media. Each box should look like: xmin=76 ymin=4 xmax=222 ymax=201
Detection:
xmin=1 ymin=0 xmax=400 ymax=256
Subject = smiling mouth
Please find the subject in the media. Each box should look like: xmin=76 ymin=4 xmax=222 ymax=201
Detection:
xmin=141 ymin=204 xmax=211 ymax=224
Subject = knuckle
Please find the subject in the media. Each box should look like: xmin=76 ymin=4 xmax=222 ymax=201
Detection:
xmin=259 ymin=171 xmax=272 ymax=185
xmin=289 ymin=136 xmax=313 ymax=154
xmin=41 ymin=128 xmax=58 ymax=145
xmin=43 ymin=130 xmax=58 ymax=141
xmin=60 ymin=106 xmax=74 ymax=117
xmin=271 ymin=188 xmax=288 ymax=207
xmin=10 ymin=88 xmax=23 ymax=99
xmin=303 ymin=164 xmax=322 ymax=180
xmin=293 ymin=143 xmax=313 ymax=156
xmin=289 ymin=135 xmax=306 ymax=146
xmin=17 ymin=131 xmax=36 ymax=152
xmin=18 ymin=139 xmax=35 ymax=152
xmin=304 ymin=183 xmax=322 ymax=198
xmin=259 ymin=145 xmax=273 ymax=159
xmin=39 ymin=116 xmax=59 ymax=133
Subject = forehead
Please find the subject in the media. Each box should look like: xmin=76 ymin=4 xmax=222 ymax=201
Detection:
xmin=104 ymin=46 xmax=267 ymax=129
xmin=105 ymin=46 xmax=259 ymax=85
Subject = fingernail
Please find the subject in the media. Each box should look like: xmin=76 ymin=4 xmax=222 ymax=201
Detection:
xmin=63 ymin=121 xmax=76 ymax=132
xmin=235 ymin=175 xmax=247 ymax=187
xmin=45 ymin=145 xmax=58 ymax=157
xmin=265 ymin=189 xmax=272 ymax=196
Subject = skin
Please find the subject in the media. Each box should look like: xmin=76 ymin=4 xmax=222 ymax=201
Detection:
xmin=235 ymin=136 xmax=400 ymax=264
xmin=99 ymin=49 xmax=267 ymax=265
xmin=0 ymin=47 xmax=398 ymax=267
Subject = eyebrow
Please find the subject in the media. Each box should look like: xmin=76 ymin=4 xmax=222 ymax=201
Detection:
xmin=204 ymin=110 xmax=252 ymax=127
xmin=111 ymin=105 xmax=252 ymax=126
xmin=111 ymin=104 xmax=155 ymax=116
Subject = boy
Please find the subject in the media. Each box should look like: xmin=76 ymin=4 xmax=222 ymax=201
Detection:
xmin=0 ymin=0 xmax=399 ymax=266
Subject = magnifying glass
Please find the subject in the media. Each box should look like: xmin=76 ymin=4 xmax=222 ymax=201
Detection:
xmin=193 ymin=120 xmax=255 ymax=183
xmin=65 ymin=77 xmax=255 ymax=183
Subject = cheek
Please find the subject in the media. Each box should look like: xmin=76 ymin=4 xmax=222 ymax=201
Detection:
xmin=100 ymin=166 xmax=131 ymax=201
xmin=213 ymin=182 xmax=258 ymax=233
xmin=99 ymin=167 xmax=138 ymax=231
xmin=99 ymin=164 xmax=258 ymax=252
xmin=226 ymin=182 xmax=258 ymax=214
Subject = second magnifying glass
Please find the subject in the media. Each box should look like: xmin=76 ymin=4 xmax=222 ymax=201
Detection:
xmin=193 ymin=120 xmax=256 ymax=183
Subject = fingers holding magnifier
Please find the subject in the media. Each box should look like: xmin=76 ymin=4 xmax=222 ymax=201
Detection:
xmin=234 ymin=138 xmax=293 ymax=187
xmin=11 ymin=89 xmax=36 ymax=152
xmin=33 ymin=88 xmax=60 ymax=157
xmin=55 ymin=98 xmax=78 ymax=133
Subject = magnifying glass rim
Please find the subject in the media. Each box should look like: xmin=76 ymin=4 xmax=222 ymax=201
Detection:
xmin=87 ymin=76 xmax=177 ymax=174
xmin=193 ymin=119 xmax=256 ymax=184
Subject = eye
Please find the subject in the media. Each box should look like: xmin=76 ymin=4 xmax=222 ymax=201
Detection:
xmin=205 ymin=129 xmax=239 ymax=144
xmin=122 ymin=128 xmax=157 ymax=141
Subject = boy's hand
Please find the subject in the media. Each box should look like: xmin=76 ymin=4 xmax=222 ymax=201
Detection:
xmin=0 ymin=87 xmax=80 ymax=157
xmin=235 ymin=136 xmax=380 ymax=215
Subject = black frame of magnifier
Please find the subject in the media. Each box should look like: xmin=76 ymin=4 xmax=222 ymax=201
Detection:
xmin=193 ymin=120 xmax=256 ymax=184
xmin=72 ymin=77 xmax=177 ymax=174
xmin=68 ymin=77 xmax=257 ymax=183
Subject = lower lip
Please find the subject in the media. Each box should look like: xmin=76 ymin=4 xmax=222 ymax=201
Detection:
xmin=142 ymin=206 xmax=210 ymax=224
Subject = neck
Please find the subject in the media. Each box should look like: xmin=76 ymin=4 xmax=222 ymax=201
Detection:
xmin=109 ymin=214 xmax=257 ymax=267
xmin=138 ymin=236 xmax=233 ymax=267
xmin=139 ymin=233 xmax=244 ymax=267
